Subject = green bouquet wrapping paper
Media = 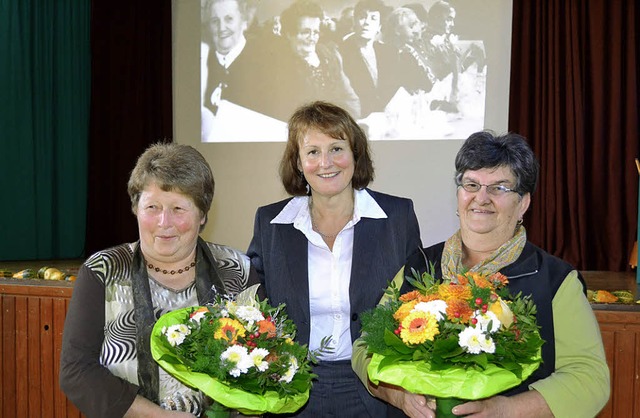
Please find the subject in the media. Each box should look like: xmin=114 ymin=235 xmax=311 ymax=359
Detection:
xmin=151 ymin=308 xmax=310 ymax=415
xmin=150 ymin=293 xmax=313 ymax=416
xmin=367 ymin=350 xmax=541 ymax=400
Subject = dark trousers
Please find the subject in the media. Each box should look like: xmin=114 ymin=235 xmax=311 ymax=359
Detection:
xmin=271 ymin=360 xmax=388 ymax=418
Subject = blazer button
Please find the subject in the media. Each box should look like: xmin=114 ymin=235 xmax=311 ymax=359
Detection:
xmin=351 ymin=313 xmax=358 ymax=321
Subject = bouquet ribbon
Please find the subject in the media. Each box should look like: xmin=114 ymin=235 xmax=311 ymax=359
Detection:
xmin=151 ymin=307 xmax=310 ymax=415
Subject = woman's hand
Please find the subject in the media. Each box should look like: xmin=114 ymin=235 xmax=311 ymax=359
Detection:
xmin=450 ymin=391 xmax=553 ymax=418
xmin=368 ymin=381 xmax=435 ymax=418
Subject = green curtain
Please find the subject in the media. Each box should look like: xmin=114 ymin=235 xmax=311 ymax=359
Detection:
xmin=0 ymin=0 xmax=90 ymax=260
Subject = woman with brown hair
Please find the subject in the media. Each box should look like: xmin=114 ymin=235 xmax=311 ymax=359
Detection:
xmin=248 ymin=101 xmax=421 ymax=417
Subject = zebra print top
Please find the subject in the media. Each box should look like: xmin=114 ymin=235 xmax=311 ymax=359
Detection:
xmin=87 ymin=241 xmax=252 ymax=414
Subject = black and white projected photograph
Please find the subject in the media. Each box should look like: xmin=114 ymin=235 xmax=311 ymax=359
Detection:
xmin=200 ymin=0 xmax=489 ymax=142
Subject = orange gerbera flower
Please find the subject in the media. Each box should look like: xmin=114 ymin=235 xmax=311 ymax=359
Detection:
xmin=214 ymin=317 xmax=246 ymax=343
xmin=394 ymin=300 xmax=418 ymax=322
xmin=438 ymin=283 xmax=472 ymax=301
xmin=445 ymin=298 xmax=474 ymax=323
xmin=257 ymin=319 xmax=277 ymax=338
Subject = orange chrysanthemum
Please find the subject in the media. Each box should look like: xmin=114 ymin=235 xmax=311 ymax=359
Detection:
xmin=445 ymin=298 xmax=474 ymax=323
xmin=488 ymin=272 xmax=509 ymax=287
xmin=456 ymin=274 xmax=470 ymax=286
xmin=438 ymin=283 xmax=472 ymax=301
xmin=257 ymin=319 xmax=277 ymax=338
xmin=400 ymin=311 xmax=440 ymax=345
xmin=399 ymin=290 xmax=425 ymax=303
xmin=214 ymin=317 xmax=246 ymax=343
xmin=472 ymin=275 xmax=493 ymax=289
xmin=394 ymin=300 xmax=418 ymax=322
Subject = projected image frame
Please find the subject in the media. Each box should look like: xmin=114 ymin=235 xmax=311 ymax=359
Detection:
xmin=200 ymin=0 xmax=489 ymax=142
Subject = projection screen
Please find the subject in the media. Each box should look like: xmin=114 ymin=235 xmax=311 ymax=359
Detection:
xmin=173 ymin=0 xmax=513 ymax=252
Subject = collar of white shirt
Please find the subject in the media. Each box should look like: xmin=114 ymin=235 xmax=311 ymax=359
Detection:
xmin=270 ymin=188 xmax=388 ymax=231
xmin=215 ymin=35 xmax=247 ymax=69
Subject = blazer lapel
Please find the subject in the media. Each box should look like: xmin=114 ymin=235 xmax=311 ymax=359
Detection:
xmin=350 ymin=219 xmax=379 ymax=312
xmin=279 ymin=224 xmax=312 ymax=339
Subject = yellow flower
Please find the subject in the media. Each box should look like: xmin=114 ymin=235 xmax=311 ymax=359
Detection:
xmin=214 ymin=317 xmax=246 ymax=343
xmin=394 ymin=300 xmax=418 ymax=322
xmin=489 ymin=298 xmax=514 ymax=329
xmin=400 ymin=311 xmax=439 ymax=345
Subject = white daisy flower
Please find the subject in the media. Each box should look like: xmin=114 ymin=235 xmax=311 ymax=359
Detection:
xmin=279 ymin=356 xmax=299 ymax=383
xmin=479 ymin=334 xmax=496 ymax=354
xmin=220 ymin=345 xmax=252 ymax=377
xmin=458 ymin=326 xmax=486 ymax=354
xmin=249 ymin=348 xmax=270 ymax=372
xmin=412 ymin=300 xmax=448 ymax=321
xmin=164 ymin=324 xmax=191 ymax=347
xmin=473 ymin=310 xmax=501 ymax=334
xmin=235 ymin=306 xmax=264 ymax=324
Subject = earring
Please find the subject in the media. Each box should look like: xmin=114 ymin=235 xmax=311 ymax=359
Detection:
xmin=300 ymin=171 xmax=310 ymax=195
xmin=517 ymin=219 xmax=523 ymax=225
xmin=455 ymin=210 xmax=459 ymax=217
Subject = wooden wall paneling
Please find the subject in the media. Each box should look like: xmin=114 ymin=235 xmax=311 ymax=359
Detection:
xmin=595 ymin=310 xmax=640 ymax=418
xmin=15 ymin=296 xmax=29 ymax=418
xmin=598 ymin=329 xmax=614 ymax=418
xmin=41 ymin=297 xmax=55 ymax=417
xmin=612 ymin=331 xmax=636 ymax=417
xmin=28 ymin=296 xmax=43 ymax=417
xmin=0 ymin=281 xmax=85 ymax=418
xmin=636 ymin=342 xmax=640 ymax=418
xmin=0 ymin=296 xmax=10 ymax=417
xmin=53 ymin=297 xmax=71 ymax=418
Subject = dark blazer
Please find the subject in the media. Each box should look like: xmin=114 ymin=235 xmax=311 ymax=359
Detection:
xmin=340 ymin=36 xmax=398 ymax=117
xmin=246 ymin=189 xmax=422 ymax=346
xmin=203 ymin=37 xmax=272 ymax=116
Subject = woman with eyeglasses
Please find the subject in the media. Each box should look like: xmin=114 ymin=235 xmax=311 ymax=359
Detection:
xmin=265 ymin=0 xmax=361 ymax=122
xmin=352 ymin=131 xmax=610 ymax=418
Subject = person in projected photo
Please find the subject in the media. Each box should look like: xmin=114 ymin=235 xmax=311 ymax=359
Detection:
xmin=247 ymin=101 xmax=421 ymax=417
xmin=382 ymin=7 xmax=436 ymax=97
xmin=201 ymin=0 xmax=269 ymax=122
xmin=266 ymin=0 xmax=361 ymax=122
xmin=60 ymin=143 xmax=259 ymax=418
xmin=340 ymin=0 xmax=396 ymax=118
xmin=421 ymin=0 xmax=486 ymax=114
xmin=352 ymin=131 xmax=610 ymax=418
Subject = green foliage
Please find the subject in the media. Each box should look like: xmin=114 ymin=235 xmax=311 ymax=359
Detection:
xmin=360 ymin=269 xmax=544 ymax=380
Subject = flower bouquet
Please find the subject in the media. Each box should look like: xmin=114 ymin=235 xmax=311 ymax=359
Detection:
xmin=151 ymin=284 xmax=321 ymax=417
xmin=360 ymin=267 xmax=544 ymax=417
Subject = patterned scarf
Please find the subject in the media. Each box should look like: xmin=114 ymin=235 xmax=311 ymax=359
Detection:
xmin=441 ymin=225 xmax=527 ymax=282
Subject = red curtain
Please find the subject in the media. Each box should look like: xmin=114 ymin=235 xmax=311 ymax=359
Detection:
xmin=85 ymin=1 xmax=173 ymax=256
xmin=509 ymin=0 xmax=640 ymax=271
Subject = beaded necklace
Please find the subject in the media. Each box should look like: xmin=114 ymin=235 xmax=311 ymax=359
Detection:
xmin=146 ymin=259 xmax=196 ymax=275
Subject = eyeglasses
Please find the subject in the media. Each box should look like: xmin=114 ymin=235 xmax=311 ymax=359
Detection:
xmin=297 ymin=29 xmax=320 ymax=38
xmin=458 ymin=182 xmax=520 ymax=196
